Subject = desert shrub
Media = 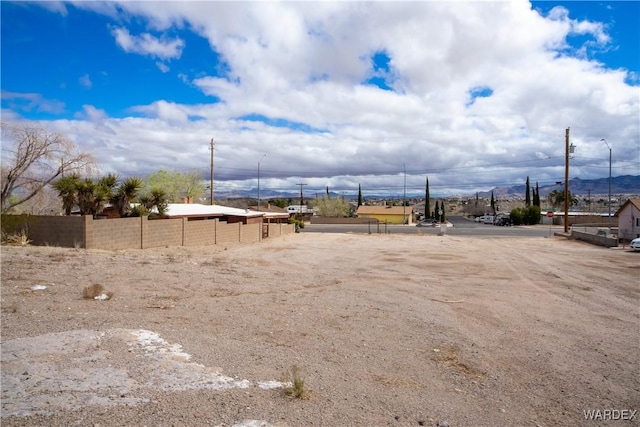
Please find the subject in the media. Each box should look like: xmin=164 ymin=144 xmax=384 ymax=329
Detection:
xmin=2 ymin=229 xmax=31 ymax=246
xmin=510 ymin=208 xmax=525 ymax=225
xmin=510 ymin=206 xmax=540 ymax=225
xmin=282 ymin=365 xmax=310 ymax=399
xmin=524 ymin=206 xmax=541 ymax=225
xmin=288 ymin=218 xmax=304 ymax=231
xmin=1 ymin=214 xmax=30 ymax=239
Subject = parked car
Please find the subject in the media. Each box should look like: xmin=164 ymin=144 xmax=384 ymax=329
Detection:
xmin=416 ymin=220 xmax=437 ymax=227
xmin=630 ymin=238 xmax=640 ymax=251
xmin=495 ymin=216 xmax=512 ymax=226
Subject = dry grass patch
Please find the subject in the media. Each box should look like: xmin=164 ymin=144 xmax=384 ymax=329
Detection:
xmin=282 ymin=365 xmax=311 ymax=400
xmin=432 ymin=346 xmax=485 ymax=379
xmin=3 ymin=231 xmax=31 ymax=246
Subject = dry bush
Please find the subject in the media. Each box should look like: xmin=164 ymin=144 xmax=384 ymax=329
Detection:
xmin=282 ymin=365 xmax=310 ymax=400
xmin=3 ymin=230 xmax=31 ymax=246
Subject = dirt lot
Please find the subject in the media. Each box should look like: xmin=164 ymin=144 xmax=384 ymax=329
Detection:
xmin=1 ymin=232 xmax=639 ymax=426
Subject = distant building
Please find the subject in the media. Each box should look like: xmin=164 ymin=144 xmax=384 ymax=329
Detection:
xmin=286 ymin=205 xmax=310 ymax=214
xmin=615 ymin=198 xmax=640 ymax=241
xmin=356 ymin=205 xmax=414 ymax=225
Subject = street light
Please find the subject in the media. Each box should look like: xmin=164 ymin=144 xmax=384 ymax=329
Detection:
xmin=601 ymin=139 xmax=612 ymax=232
xmin=257 ymin=154 xmax=266 ymax=211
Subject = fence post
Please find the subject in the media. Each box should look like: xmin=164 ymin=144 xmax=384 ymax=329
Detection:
xmin=182 ymin=217 xmax=187 ymax=247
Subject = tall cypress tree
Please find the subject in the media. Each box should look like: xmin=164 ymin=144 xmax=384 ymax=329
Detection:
xmin=424 ymin=177 xmax=430 ymax=220
xmin=357 ymin=184 xmax=363 ymax=207
xmin=534 ymin=181 xmax=540 ymax=207
xmin=434 ymin=200 xmax=439 ymax=221
xmin=490 ymin=191 xmax=495 ymax=213
xmin=525 ymin=176 xmax=531 ymax=207
xmin=441 ymin=200 xmax=446 ymax=223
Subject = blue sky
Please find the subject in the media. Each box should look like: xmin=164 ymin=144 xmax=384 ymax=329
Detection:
xmin=2 ymin=1 xmax=639 ymax=197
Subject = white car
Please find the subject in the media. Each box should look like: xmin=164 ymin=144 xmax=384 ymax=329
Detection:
xmin=630 ymin=238 xmax=640 ymax=251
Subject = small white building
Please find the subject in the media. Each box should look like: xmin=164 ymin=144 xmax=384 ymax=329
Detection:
xmin=615 ymin=198 xmax=640 ymax=241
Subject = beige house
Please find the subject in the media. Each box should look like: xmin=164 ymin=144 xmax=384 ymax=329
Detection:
xmin=356 ymin=205 xmax=414 ymax=225
xmin=614 ymin=198 xmax=640 ymax=242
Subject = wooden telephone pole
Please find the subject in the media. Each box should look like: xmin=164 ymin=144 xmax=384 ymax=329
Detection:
xmin=564 ymin=127 xmax=570 ymax=233
xmin=210 ymin=138 xmax=215 ymax=205
xmin=297 ymin=183 xmax=307 ymax=220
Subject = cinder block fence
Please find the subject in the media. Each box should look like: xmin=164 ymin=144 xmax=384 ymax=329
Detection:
xmin=1 ymin=215 xmax=295 ymax=250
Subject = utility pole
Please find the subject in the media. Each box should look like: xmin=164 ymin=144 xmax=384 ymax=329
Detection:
xmin=296 ymin=183 xmax=307 ymax=220
xmin=403 ymin=163 xmax=407 ymax=225
xmin=210 ymin=137 xmax=215 ymax=205
xmin=257 ymin=154 xmax=266 ymax=211
xmin=601 ymin=139 xmax=612 ymax=233
xmin=564 ymin=127 xmax=570 ymax=233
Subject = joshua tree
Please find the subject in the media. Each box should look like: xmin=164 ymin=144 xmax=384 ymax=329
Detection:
xmin=111 ymin=177 xmax=143 ymax=217
xmin=52 ymin=174 xmax=81 ymax=215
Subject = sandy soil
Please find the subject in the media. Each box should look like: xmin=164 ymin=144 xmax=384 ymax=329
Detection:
xmin=1 ymin=232 xmax=639 ymax=426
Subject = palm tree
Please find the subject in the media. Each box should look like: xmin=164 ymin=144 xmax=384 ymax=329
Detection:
xmin=52 ymin=174 xmax=81 ymax=215
xmin=53 ymin=173 xmax=119 ymax=216
xmin=75 ymin=174 xmax=116 ymax=216
xmin=112 ymin=177 xmax=143 ymax=217
xmin=136 ymin=188 xmax=169 ymax=218
xmin=76 ymin=178 xmax=97 ymax=215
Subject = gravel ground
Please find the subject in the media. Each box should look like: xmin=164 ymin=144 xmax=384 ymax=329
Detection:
xmin=1 ymin=233 xmax=639 ymax=426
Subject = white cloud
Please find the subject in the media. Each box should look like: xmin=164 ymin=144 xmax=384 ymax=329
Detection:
xmin=130 ymin=100 xmax=190 ymax=124
xmin=111 ymin=27 xmax=184 ymax=60
xmin=75 ymin=104 xmax=107 ymax=122
xmin=12 ymin=1 xmax=640 ymax=195
xmin=79 ymin=73 xmax=92 ymax=89
xmin=1 ymin=91 xmax=65 ymax=115
xmin=156 ymin=61 xmax=170 ymax=73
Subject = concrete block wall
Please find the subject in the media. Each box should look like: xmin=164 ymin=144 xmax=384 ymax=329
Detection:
xmin=241 ymin=222 xmax=260 ymax=243
xmin=267 ymin=223 xmax=295 ymax=237
xmin=216 ymin=221 xmax=241 ymax=244
xmin=3 ymin=214 xmax=291 ymax=249
xmin=27 ymin=215 xmax=87 ymax=247
xmin=184 ymin=219 xmax=217 ymax=246
xmin=283 ymin=223 xmax=295 ymax=235
xmin=92 ymin=217 xmax=141 ymax=250
xmin=571 ymin=230 xmax=618 ymax=248
xmin=569 ymin=216 xmax=618 ymax=226
xmin=268 ymin=223 xmax=281 ymax=237
xmin=144 ymin=217 xmax=183 ymax=249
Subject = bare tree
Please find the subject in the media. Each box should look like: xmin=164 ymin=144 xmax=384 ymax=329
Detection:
xmin=1 ymin=122 xmax=96 ymax=213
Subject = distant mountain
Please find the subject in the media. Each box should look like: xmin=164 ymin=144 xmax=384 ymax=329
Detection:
xmin=215 ymin=175 xmax=640 ymax=201
xmin=484 ymin=175 xmax=640 ymax=198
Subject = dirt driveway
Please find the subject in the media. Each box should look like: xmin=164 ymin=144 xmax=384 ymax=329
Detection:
xmin=1 ymin=233 xmax=639 ymax=426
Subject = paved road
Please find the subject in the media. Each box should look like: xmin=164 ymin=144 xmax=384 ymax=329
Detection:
xmin=302 ymin=215 xmax=559 ymax=238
